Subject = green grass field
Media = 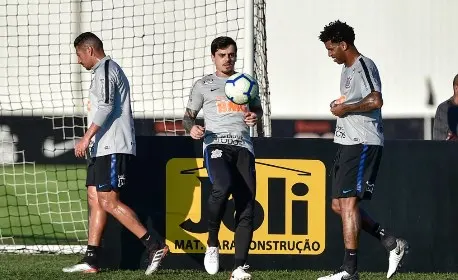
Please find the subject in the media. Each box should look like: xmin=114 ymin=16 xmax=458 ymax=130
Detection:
xmin=0 ymin=164 xmax=88 ymax=245
xmin=0 ymin=254 xmax=458 ymax=280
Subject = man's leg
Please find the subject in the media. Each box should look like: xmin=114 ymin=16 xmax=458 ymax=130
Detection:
xmin=205 ymin=146 xmax=233 ymax=247
xmin=97 ymin=154 xmax=168 ymax=275
xmin=96 ymin=189 xmax=168 ymax=274
xmin=331 ymin=200 xmax=396 ymax=250
xmin=317 ymin=146 xmax=360 ymax=280
xmin=96 ymin=190 xmax=148 ymax=238
xmin=229 ymin=148 xmax=256 ymax=280
xmin=85 ymin=186 xmax=106 ymax=266
xmin=232 ymin=148 xmax=256 ymax=269
xmin=203 ymin=145 xmax=233 ymax=275
xmin=63 ymin=158 xmax=105 ymax=273
xmin=339 ymin=197 xmax=360 ymax=276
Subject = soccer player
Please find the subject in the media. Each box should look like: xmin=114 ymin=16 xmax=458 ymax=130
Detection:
xmin=183 ymin=36 xmax=262 ymax=280
xmin=317 ymin=21 xmax=409 ymax=280
xmin=62 ymin=32 xmax=168 ymax=275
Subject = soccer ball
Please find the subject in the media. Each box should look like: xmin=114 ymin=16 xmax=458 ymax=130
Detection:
xmin=225 ymin=73 xmax=259 ymax=105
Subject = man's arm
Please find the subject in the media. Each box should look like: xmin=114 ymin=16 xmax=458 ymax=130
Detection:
xmin=342 ymin=91 xmax=383 ymax=113
xmin=92 ymin=62 xmax=116 ymax=128
xmin=183 ymin=82 xmax=204 ymax=135
xmin=183 ymin=108 xmax=199 ymax=133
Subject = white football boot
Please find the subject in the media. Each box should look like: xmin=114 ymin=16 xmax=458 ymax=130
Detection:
xmin=62 ymin=262 xmax=99 ymax=273
xmin=145 ymin=244 xmax=169 ymax=275
xmin=317 ymin=267 xmax=359 ymax=280
xmin=231 ymin=264 xmax=251 ymax=280
xmin=387 ymin=238 xmax=409 ymax=278
xmin=204 ymin=246 xmax=219 ymax=275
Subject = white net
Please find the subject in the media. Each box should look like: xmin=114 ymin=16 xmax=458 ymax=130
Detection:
xmin=0 ymin=0 xmax=270 ymax=253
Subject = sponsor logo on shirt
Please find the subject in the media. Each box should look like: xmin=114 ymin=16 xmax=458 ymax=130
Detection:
xmin=216 ymin=96 xmax=248 ymax=114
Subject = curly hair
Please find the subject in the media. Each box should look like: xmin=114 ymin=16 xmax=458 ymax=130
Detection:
xmin=318 ymin=20 xmax=355 ymax=45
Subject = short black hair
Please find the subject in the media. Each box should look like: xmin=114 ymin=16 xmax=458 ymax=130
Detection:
xmin=211 ymin=36 xmax=237 ymax=55
xmin=318 ymin=20 xmax=355 ymax=45
xmin=74 ymin=32 xmax=104 ymax=50
xmin=454 ymin=74 xmax=458 ymax=86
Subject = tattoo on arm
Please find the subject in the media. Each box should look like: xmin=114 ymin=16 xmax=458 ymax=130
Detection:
xmin=183 ymin=108 xmax=198 ymax=133
xmin=345 ymin=91 xmax=383 ymax=113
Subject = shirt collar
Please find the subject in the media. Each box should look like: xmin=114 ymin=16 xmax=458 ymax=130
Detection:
xmin=91 ymin=56 xmax=111 ymax=73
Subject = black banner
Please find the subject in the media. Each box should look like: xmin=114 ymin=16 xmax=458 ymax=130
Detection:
xmin=0 ymin=117 xmax=432 ymax=165
xmin=99 ymin=136 xmax=458 ymax=273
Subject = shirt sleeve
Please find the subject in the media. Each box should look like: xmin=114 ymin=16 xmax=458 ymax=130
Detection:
xmin=359 ymin=58 xmax=382 ymax=98
xmin=186 ymin=81 xmax=204 ymax=113
xmin=92 ymin=61 xmax=116 ymax=127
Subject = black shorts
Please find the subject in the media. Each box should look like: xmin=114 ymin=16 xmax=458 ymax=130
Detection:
xmin=86 ymin=153 xmax=133 ymax=192
xmin=331 ymin=144 xmax=383 ymax=200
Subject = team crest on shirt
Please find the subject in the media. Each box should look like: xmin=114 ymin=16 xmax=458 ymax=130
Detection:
xmin=344 ymin=75 xmax=353 ymax=89
xmin=345 ymin=68 xmax=356 ymax=89
xmin=203 ymin=78 xmax=214 ymax=85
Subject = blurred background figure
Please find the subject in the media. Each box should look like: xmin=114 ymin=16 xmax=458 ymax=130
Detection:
xmin=433 ymin=74 xmax=458 ymax=141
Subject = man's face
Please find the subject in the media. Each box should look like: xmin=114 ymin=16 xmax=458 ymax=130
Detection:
xmin=324 ymin=40 xmax=346 ymax=65
xmin=75 ymin=45 xmax=95 ymax=70
xmin=211 ymin=45 xmax=236 ymax=76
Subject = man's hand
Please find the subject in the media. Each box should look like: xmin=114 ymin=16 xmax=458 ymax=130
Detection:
xmin=447 ymin=132 xmax=458 ymax=141
xmin=330 ymin=100 xmax=337 ymax=108
xmin=75 ymin=137 xmax=90 ymax=158
xmin=190 ymin=125 xmax=205 ymax=140
xmin=330 ymin=104 xmax=347 ymax=117
xmin=244 ymin=112 xmax=257 ymax=126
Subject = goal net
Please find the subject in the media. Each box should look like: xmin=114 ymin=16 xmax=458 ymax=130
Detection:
xmin=0 ymin=0 xmax=271 ymax=254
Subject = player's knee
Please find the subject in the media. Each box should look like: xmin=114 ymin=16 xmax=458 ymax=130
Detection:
xmin=331 ymin=200 xmax=341 ymax=214
xmin=88 ymin=194 xmax=101 ymax=210
xmin=236 ymin=212 xmax=254 ymax=227
xmin=208 ymin=186 xmax=230 ymax=202
xmin=339 ymin=197 xmax=359 ymax=213
xmin=98 ymin=197 xmax=117 ymax=213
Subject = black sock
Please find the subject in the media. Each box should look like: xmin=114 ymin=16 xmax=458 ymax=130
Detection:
xmin=140 ymin=233 xmax=157 ymax=251
xmin=234 ymin=258 xmax=245 ymax=269
xmin=369 ymin=223 xmax=397 ymax=251
xmin=83 ymin=245 xmax=99 ymax=265
xmin=207 ymin=233 xmax=219 ymax=247
xmin=367 ymin=223 xmax=382 ymax=240
xmin=380 ymin=230 xmax=397 ymax=251
xmin=342 ymin=248 xmax=357 ymax=275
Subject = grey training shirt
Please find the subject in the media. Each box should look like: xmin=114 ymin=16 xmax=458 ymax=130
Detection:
xmin=334 ymin=55 xmax=384 ymax=146
xmin=88 ymin=56 xmax=136 ymax=157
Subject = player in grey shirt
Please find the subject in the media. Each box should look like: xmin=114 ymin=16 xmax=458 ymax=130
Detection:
xmin=318 ymin=21 xmax=408 ymax=280
xmin=183 ymin=36 xmax=262 ymax=280
xmin=64 ymin=32 xmax=168 ymax=275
